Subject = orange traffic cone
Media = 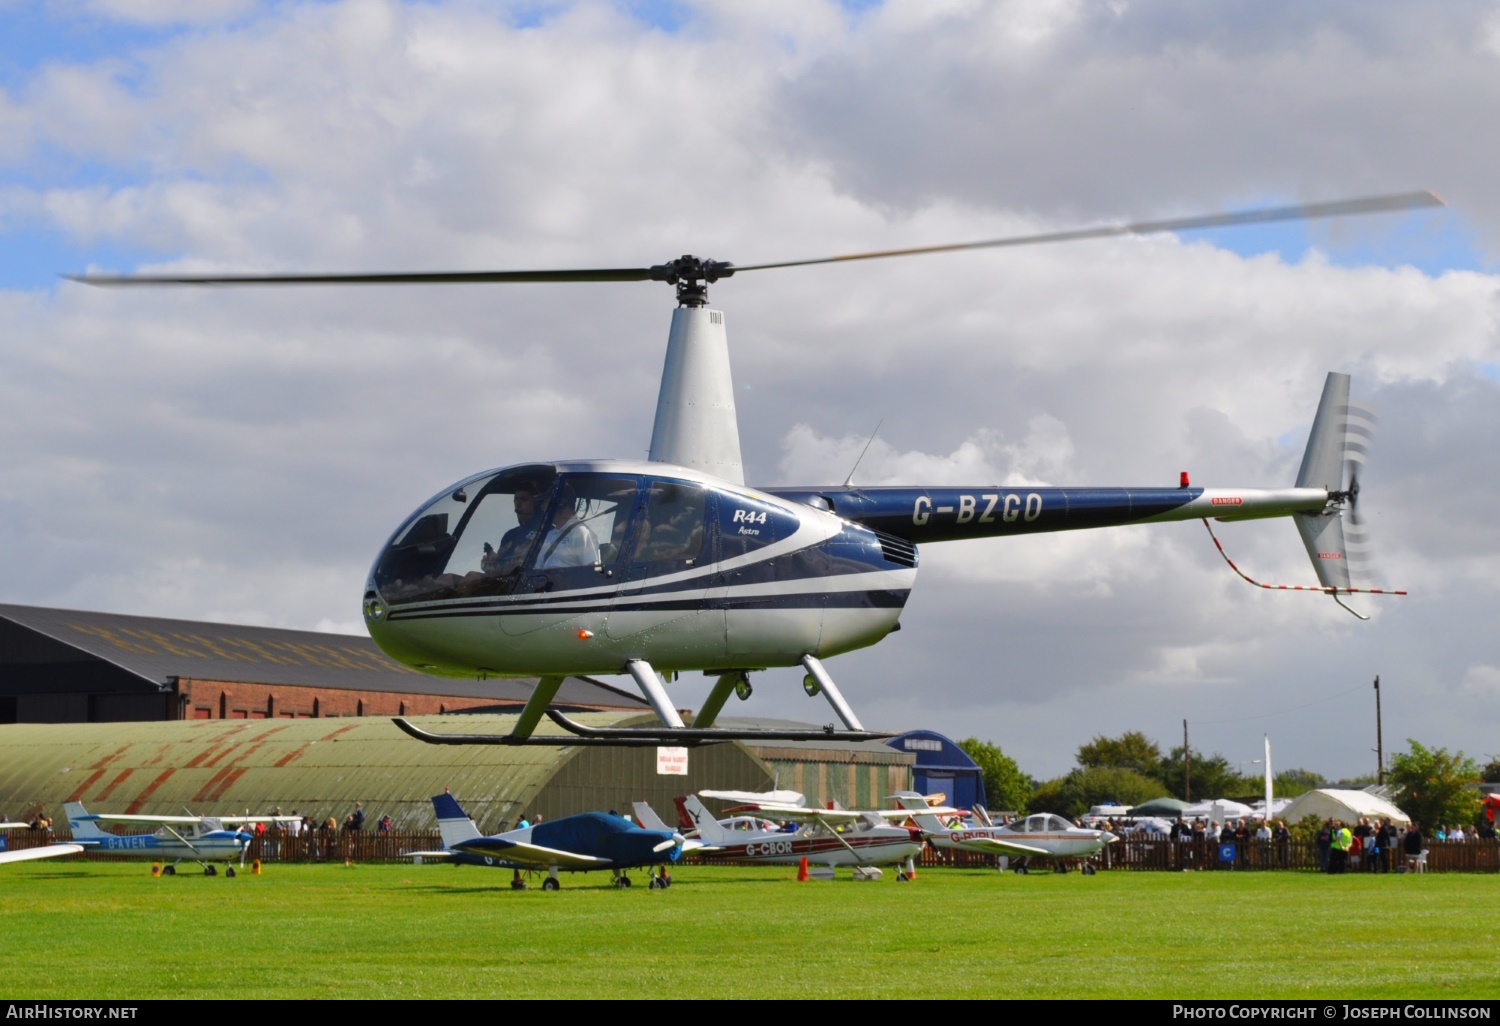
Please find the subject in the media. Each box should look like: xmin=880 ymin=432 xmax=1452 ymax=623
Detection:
xmin=797 ymin=857 xmax=809 ymax=882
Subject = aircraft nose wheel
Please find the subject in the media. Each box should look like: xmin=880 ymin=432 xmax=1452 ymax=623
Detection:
xmin=541 ymin=878 xmax=560 ymax=891
xmin=1082 ymin=864 xmax=1097 ymax=876
xmin=225 ymin=867 xmax=236 ymax=878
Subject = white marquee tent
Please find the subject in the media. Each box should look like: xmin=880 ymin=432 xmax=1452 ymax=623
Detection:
xmin=1280 ymin=789 xmax=1410 ymax=826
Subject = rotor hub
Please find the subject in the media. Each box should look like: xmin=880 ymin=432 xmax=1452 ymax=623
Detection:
xmin=649 ymin=255 xmax=734 ymax=307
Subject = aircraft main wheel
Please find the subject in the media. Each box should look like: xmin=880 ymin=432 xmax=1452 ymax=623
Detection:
xmin=204 ymin=865 xmax=216 ymax=876
xmin=163 ymin=865 xmax=176 ymax=876
xmin=542 ymin=878 xmax=560 ymax=891
xmin=617 ymin=876 xmax=632 ymax=888
xmin=226 ymin=867 xmax=236 ymax=878
xmin=896 ymin=872 xmax=909 ymax=882
xmin=1083 ymin=864 xmax=1097 ymax=876
xmin=1016 ymin=866 xmax=1028 ymax=875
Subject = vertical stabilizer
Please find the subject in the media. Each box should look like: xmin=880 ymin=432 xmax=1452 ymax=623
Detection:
xmin=632 ymin=801 xmax=671 ymax=832
xmin=891 ymin=792 xmax=948 ymax=834
xmin=63 ymin=802 xmax=107 ymax=840
xmin=431 ymin=792 xmax=483 ymax=848
xmin=679 ymin=796 xmax=730 ymax=844
xmin=648 ymin=307 xmax=744 ymax=484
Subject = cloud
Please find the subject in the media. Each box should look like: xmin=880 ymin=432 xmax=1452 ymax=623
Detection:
xmin=0 ymin=0 xmax=1497 ymax=779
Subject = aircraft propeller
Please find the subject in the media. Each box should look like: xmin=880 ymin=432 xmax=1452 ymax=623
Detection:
xmin=69 ymin=191 xmax=1444 ymax=307
xmin=652 ymin=833 xmax=687 ymax=855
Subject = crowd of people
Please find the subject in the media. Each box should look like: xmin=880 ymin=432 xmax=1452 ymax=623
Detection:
xmin=1083 ymin=810 xmax=1497 ymax=873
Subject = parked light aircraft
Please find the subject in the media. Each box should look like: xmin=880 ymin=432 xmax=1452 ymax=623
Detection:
xmin=63 ymin=802 xmax=298 ymax=876
xmin=76 ymin=191 xmax=1430 ymax=748
xmin=407 ymin=792 xmax=702 ymax=889
xmin=893 ymin=793 xmax=1117 ymax=874
xmin=665 ymin=795 xmax=931 ymax=880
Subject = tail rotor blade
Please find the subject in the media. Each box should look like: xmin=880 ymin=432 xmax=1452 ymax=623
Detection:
xmin=1341 ymin=401 xmax=1379 ymax=585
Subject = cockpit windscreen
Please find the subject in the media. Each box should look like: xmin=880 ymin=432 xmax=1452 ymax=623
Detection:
xmin=374 ymin=465 xmax=556 ymax=605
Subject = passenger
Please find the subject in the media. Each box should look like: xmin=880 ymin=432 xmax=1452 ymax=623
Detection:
xmin=483 ymin=484 xmax=546 ymax=574
xmin=536 ymin=487 xmax=600 ymax=569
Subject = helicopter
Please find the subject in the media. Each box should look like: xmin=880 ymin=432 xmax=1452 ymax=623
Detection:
xmin=74 ymin=190 xmax=1433 ymax=747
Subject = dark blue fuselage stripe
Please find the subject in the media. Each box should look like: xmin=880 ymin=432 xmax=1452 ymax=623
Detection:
xmin=386 ymin=589 xmax=911 ymax=622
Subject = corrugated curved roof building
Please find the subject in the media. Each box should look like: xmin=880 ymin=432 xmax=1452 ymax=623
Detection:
xmin=0 ymin=714 xmax=773 ymax=832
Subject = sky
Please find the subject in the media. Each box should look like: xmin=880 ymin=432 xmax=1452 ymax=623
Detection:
xmin=2 ymin=0 xmax=1498 ymax=781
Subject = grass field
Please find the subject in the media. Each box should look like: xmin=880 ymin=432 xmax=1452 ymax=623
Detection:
xmin=2 ymin=861 xmax=1497 ymax=999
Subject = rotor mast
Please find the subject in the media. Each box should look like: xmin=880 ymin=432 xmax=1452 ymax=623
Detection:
xmin=645 ymin=256 xmax=745 ymax=485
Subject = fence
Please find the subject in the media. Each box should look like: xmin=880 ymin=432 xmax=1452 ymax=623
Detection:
xmin=5 ymin=827 xmax=1497 ymax=873
xmin=920 ymin=836 xmax=1500 ymax=874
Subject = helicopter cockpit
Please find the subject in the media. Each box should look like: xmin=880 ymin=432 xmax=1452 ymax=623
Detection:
xmin=370 ymin=463 xmax=727 ymax=608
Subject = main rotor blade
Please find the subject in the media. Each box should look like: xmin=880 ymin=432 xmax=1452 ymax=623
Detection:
xmin=732 ymin=190 xmax=1446 ymax=273
xmin=68 ymin=267 xmax=655 ymax=286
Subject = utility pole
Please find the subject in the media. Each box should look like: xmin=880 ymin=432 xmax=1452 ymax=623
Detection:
xmin=1374 ymin=675 xmax=1384 ymax=786
xmin=1183 ymin=718 xmax=1191 ymax=802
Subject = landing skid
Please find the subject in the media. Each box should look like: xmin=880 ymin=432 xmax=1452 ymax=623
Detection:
xmin=393 ymin=654 xmax=892 ymax=748
xmin=393 ymin=711 xmax=892 ymax=748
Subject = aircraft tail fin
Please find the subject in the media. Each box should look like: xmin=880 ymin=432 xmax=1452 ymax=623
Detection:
xmin=679 ymin=796 xmax=730 ymax=844
xmin=62 ymin=802 xmax=108 ymax=840
xmin=633 ymin=801 xmax=671 ymax=832
xmin=890 ymin=791 xmax=948 ymax=834
xmin=1292 ymin=371 xmax=1391 ymax=598
xmin=431 ymin=792 xmax=483 ymax=848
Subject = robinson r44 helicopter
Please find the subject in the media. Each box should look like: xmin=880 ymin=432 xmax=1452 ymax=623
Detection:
xmin=76 ymin=191 xmax=1433 ymax=747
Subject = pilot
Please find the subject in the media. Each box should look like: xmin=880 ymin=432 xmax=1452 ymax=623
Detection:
xmin=482 ymin=483 xmax=546 ymax=574
xmin=536 ymin=486 xmax=600 ymax=569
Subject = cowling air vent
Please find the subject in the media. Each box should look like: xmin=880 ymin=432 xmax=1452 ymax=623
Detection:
xmin=873 ymin=530 xmax=917 ymax=569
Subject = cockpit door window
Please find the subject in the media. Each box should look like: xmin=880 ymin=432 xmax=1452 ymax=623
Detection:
xmin=528 ymin=475 xmax=639 ymax=590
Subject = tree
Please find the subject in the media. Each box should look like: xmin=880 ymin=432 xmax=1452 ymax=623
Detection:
xmin=1024 ymin=767 xmax=1163 ymax=819
xmin=957 ymin=738 xmax=1032 ymax=815
xmin=1158 ymin=747 xmax=1250 ymax=801
xmin=1076 ymin=731 xmax=1164 ymax=779
xmin=1480 ymin=759 xmax=1500 ymax=785
xmin=1388 ymin=740 xmax=1480 ymax=830
xmin=1275 ymin=768 xmax=1327 ymax=796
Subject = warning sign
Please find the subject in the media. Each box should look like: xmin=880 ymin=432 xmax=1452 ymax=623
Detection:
xmin=656 ymin=746 xmax=689 ymax=776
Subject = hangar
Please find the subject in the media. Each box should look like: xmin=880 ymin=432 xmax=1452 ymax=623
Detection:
xmin=0 ymin=603 xmax=646 ymax=724
xmin=0 ymin=713 xmax=773 ymax=830
xmin=884 ymin=730 xmax=987 ymax=811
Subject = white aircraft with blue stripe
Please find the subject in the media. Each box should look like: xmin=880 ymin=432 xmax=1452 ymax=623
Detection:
xmin=76 ymin=191 xmax=1430 ymax=748
xmin=64 ymin=802 xmax=296 ymax=876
